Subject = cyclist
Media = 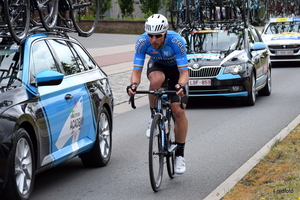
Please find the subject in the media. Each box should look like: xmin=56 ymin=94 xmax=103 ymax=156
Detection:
xmin=127 ymin=14 xmax=189 ymax=174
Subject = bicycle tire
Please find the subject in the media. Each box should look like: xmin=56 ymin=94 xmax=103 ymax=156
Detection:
xmin=69 ymin=0 xmax=100 ymax=37
xmin=185 ymin=0 xmax=194 ymax=28
xmin=3 ymin=0 xmax=30 ymax=43
xmin=255 ymin=0 xmax=268 ymax=23
xmin=170 ymin=0 xmax=181 ymax=30
xmin=166 ymin=113 xmax=176 ymax=179
xmin=37 ymin=0 xmax=59 ymax=31
xmin=240 ymin=0 xmax=249 ymax=27
xmin=149 ymin=114 xmax=164 ymax=192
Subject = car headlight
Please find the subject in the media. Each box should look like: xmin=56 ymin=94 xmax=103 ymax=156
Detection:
xmin=223 ymin=64 xmax=246 ymax=75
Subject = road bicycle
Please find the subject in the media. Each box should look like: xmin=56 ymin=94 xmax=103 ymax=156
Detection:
xmin=170 ymin=0 xmax=192 ymax=30
xmin=1 ymin=0 xmax=99 ymax=44
xmin=245 ymin=0 xmax=269 ymax=23
xmin=56 ymin=0 xmax=100 ymax=37
xmin=170 ymin=0 xmax=220 ymax=30
xmin=268 ymin=0 xmax=300 ymax=17
xmin=129 ymin=85 xmax=183 ymax=192
xmin=170 ymin=0 xmax=268 ymax=30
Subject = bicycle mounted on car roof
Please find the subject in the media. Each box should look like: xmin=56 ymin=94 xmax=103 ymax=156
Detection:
xmin=170 ymin=0 xmax=270 ymax=30
xmin=0 ymin=0 xmax=99 ymax=44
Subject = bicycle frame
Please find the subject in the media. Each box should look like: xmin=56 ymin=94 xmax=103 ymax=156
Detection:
xmin=129 ymin=88 xmax=180 ymax=192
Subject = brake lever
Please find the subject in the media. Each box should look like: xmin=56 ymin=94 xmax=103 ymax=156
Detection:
xmin=129 ymin=94 xmax=136 ymax=109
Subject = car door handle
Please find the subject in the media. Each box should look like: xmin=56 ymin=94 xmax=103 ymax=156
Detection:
xmin=65 ymin=94 xmax=73 ymax=100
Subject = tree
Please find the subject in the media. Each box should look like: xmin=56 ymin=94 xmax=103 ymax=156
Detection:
xmin=139 ymin=0 xmax=165 ymax=17
xmin=100 ymin=0 xmax=112 ymax=16
xmin=117 ymin=0 xmax=135 ymax=18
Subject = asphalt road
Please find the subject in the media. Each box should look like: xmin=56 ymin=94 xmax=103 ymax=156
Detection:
xmin=28 ymin=33 xmax=300 ymax=200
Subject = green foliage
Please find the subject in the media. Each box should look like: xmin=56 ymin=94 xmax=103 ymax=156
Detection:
xmin=100 ymin=0 xmax=112 ymax=15
xmin=139 ymin=0 xmax=165 ymax=18
xmin=117 ymin=0 xmax=135 ymax=18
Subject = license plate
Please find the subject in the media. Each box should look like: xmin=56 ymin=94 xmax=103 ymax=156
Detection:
xmin=189 ymin=79 xmax=211 ymax=86
xmin=276 ymin=50 xmax=293 ymax=55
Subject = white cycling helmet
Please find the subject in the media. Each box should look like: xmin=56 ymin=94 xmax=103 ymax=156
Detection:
xmin=145 ymin=14 xmax=169 ymax=34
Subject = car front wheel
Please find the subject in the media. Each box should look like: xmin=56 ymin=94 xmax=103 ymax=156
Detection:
xmin=5 ymin=128 xmax=35 ymax=200
xmin=243 ymin=72 xmax=256 ymax=106
xmin=258 ymin=69 xmax=271 ymax=96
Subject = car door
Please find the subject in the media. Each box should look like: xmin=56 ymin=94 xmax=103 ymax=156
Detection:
xmin=250 ymin=27 xmax=269 ymax=87
xmin=32 ymin=38 xmax=96 ymax=166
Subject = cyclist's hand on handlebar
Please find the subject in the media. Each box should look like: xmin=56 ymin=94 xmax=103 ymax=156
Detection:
xmin=175 ymin=83 xmax=186 ymax=97
xmin=126 ymin=82 xmax=138 ymax=96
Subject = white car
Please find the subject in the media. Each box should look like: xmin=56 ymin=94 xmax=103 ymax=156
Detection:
xmin=261 ymin=17 xmax=300 ymax=63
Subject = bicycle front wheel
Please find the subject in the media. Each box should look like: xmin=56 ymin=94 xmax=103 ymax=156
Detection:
xmin=69 ymin=0 xmax=99 ymax=37
xmin=149 ymin=114 xmax=164 ymax=192
xmin=4 ymin=0 xmax=30 ymax=43
xmin=166 ymin=113 xmax=176 ymax=179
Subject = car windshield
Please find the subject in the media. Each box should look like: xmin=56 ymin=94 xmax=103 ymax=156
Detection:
xmin=181 ymin=30 xmax=243 ymax=54
xmin=0 ymin=41 xmax=22 ymax=92
xmin=265 ymin=21 xmax=300 ymax=34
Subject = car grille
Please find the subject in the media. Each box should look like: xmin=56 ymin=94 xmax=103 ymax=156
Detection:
xmin=189 ymin=66 xmax=221 ymax=78
xmin=268 ymin=44 xmax=300 ymax=54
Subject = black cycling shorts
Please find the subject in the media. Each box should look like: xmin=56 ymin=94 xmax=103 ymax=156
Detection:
xmin=146 ymin=59 xmax=189 ymax=104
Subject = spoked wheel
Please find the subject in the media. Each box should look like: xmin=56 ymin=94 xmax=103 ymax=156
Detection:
xmin=37 ymin=0 xmax=59 ymax=31
xmin=242 ymin=0 xmax=250 ymax=27
xmin=170 ymin=0 xmax=182 ymax=30
xmin=166 ymin=114 xmax=176 ymax=179
xmin=185 ymin=0 xmax=194 ymax=29
xmin=69 ymin=0 xmax=100 ymax=37
xmin=149 ymin=114 xmax=164 ymax=192
xmin=256 ymin=0 xmax=268 ymax=23
xmin=3 ymin=0 xmax=30 ymax=43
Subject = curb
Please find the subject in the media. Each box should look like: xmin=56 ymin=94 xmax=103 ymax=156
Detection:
xmin=204 ymin=114 xmax=300 ymax=200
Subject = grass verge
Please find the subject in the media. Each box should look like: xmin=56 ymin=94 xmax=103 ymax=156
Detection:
xmin=221 ymin=123 xmax=300 ymax=200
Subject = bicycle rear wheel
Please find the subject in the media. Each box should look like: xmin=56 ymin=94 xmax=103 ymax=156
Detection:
xmin=166 ymin=113 xmax=176 ymax=179
xmin=149 ymin=114 xmax=164 ymax=192
xmin=4 ymin=0 xmax=30 ymax=43
xmin=255 ymin=0 xmax=268 ymax=23
xmin=69 ymin=0 xmax=99 ymax=37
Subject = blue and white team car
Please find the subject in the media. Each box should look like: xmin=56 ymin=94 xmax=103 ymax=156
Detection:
xmin=0 ymin=33 xmax=114 ymax=200
xmin=261 ymin=17 xmax=300 ymax=64
xmin=179 ymin=24 xmax=272 ymax=106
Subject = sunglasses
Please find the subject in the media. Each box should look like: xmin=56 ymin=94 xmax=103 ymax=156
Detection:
xmin=147 ymin=33 xmax=165 ymax=39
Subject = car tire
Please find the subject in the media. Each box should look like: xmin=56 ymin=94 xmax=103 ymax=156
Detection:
xmin=243 ymin=72 xmax=256 ymax=106
xmin=258 ymin=69 xmax=271 ymax=96
xmin=80 ymin=107 xmax=112 ymax=167
xmin=4 ymin=128 xmax=35 ymax=200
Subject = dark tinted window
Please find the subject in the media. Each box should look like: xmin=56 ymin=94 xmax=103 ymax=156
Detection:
xmin=72 ymin=43 xmax=97 ymax=70
xmin=0 ymin=43 xmax=22 ymax=91
xmin=31 ymin=40 xmax=57 ymax=76
xmin=48 ymin=39 xmax=83 ymax=75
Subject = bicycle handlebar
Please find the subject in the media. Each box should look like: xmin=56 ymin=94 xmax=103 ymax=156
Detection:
xmin=129 ymin=89 xmax=185 ymax=110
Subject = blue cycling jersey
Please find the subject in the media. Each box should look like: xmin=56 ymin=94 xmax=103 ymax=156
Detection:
xmin=133 ymin=30 xmax=188 ymax=71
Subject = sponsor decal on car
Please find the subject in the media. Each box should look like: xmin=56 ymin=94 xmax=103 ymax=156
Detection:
xmin=56 ymin=96 xmax=83 ymax=149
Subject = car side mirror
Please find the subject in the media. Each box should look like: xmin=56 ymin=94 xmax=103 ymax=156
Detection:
xmin=36 ymin=70 xmax=64 ymax=86
xmin=251 ymin=42 xmax=267 ymax=51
